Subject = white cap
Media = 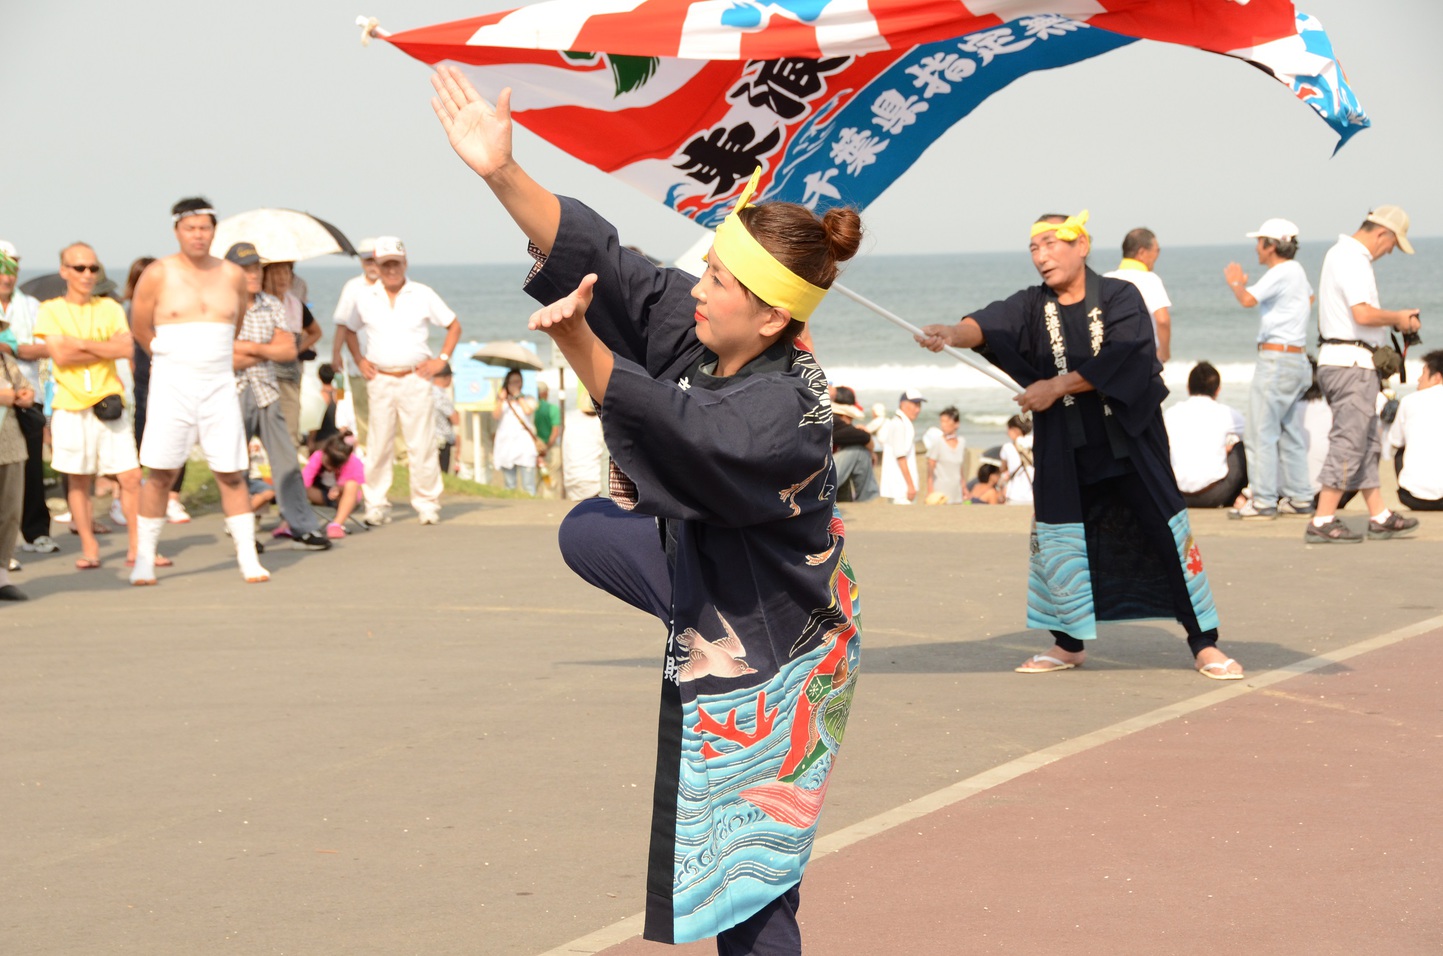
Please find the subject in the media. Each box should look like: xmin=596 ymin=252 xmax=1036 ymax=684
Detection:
xmin=0 ymin=240 xmax=17 ymax=260
xmin=1364 ymin=205 xmax=1413 ymax=255
xmin=357 ymin=237 xmax=378 ymax=260
xmin=900 ymin=388 xmax=926 ymax=405
xmin=373 ymin=236 xmax=406 ymax=261
xmin=1245 ymin=218 xmax=1300 ymax=242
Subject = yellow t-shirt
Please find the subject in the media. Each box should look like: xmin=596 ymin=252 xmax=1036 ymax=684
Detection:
xmin=34 ymin=296 xmax=128 ymax=411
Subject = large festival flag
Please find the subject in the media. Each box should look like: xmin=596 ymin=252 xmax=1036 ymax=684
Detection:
xmin=370 ymin=0 xmax=1368 ymax=224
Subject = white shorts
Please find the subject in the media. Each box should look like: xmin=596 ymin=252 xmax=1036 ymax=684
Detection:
xmin=140 ymin=367 xmax=248 ymax=473
xmin=51 ymin=405 xmax=140 ymax=476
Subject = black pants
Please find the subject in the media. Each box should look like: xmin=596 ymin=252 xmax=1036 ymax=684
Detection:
xmin=18 ymin=409 xmax=49 ymax=542
xmin=1052 ymin=470 xmax=1219 ymax=656
xmin=558 ymin=498 xmax=803 ymax=956
xmin=1181 ymin=443 xmax=1248 ymax=509
xmin=1399 ymin=487 xmax=1443 ymax=511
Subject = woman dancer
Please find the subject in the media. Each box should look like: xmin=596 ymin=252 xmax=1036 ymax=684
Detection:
xmin=432 ymin=67 xmax=863 ymax=954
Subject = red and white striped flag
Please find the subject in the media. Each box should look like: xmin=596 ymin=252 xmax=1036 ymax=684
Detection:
xmin=372 ymin=0 xmax=1368 ymax=223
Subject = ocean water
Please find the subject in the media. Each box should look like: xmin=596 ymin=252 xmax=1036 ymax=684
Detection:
xmin=297 ymin=237 xmax=1441 ymax=448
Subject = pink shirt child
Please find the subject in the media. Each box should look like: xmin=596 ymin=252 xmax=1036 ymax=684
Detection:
xmin=303 ymin=450 xmax=365 ymax=489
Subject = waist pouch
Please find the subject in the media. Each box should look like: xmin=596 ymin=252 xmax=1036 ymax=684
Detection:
xmin=92 ymin=394 xmax=124 ymax=421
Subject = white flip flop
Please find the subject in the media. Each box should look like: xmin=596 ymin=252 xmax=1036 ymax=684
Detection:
xmin=1015 ymin=654 xmax=1078 ymax=674
xmin=1198 ymin=658 xmax=1244 ymax=680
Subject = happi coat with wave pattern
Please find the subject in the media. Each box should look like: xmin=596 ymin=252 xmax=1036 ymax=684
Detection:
xmin=523 ymin=198 xmax=861 ymax=944
xmin=967 ymin=270 xmax=1219 ymax=640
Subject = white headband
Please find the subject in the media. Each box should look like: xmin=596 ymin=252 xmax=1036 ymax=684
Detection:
xmin=173 ymin=208 xmax=216 ymax=224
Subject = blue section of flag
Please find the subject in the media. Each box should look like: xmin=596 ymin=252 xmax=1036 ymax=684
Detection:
xmin=754 ymin=19 xmax=1136 ymax=217
xmin=1294 ymin=13 xmax=1370 ymax=152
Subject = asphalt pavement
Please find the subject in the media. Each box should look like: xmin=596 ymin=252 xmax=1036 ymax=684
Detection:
xmin=3 ymin=497 xmax=1439 ymax=955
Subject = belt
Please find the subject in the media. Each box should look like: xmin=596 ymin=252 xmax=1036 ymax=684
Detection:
xmin=1258 ymin=342 xmax=1306 ymax=354
xmin=375 ymin=367 xmax=416 ymax=377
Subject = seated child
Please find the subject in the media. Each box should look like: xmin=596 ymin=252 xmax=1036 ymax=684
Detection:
xmin=303 ymin=433 xmax=365 ymax=538
xmin=966 ymin=463 xmax=1004 ymax=505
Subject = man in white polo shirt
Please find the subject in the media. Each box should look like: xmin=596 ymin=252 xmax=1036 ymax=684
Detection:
xmin=1104 ymin=227 xmax=1172 ymax=363
xmin=1164 ymin=362 xmax=1246 ymax=509
xmin=331 ymin=239 xmax=378 ymax=445
xmin=340 ymin=236 xmax=461 ymax=525
xmin=1387 ymin=350 xmax=1443 ymax=512
xmin=1223 ymin=218 xmax=1314 ymax=519
xmin=878 ymin=388 xmax=924 ymax=504
xmin=1307 ymin=205 xmax=1422 ymax=544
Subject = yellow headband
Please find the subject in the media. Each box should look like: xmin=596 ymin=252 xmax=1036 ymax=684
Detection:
xmin=1030 ymin=209 xmax=1089 ymax=242
xmin=710 ymin=168 xmax=828 ymax=323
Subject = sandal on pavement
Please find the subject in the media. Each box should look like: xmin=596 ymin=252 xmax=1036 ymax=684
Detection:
xmin=125 ymin=555 xmax=173 ymax=568
xmin=1015 ymin=654 xmax=1078 ymax=674
xmin=75 ymin=557 xmax=101 ymax=570
xmin=1198 ymin=658 xmax=1245 ymax=680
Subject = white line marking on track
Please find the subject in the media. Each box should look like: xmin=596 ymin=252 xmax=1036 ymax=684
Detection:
xmin=536 ymin=612 xmax=1443 ymax=956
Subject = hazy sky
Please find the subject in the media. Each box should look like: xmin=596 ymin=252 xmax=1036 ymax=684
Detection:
xmin=4 ymin=1 xmax=1440 ymax=271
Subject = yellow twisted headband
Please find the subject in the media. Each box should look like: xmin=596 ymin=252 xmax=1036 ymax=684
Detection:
xmin=710 ymin=168 xmax=829 ymax=322
xmin=1030 ymin=209 xmax=1089 ymax=242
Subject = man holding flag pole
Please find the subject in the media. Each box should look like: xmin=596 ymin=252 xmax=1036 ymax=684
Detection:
xmin=917 ymin=212 xmax=1243 ymax=680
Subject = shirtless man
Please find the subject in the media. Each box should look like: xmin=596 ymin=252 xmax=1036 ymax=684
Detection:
xmin=127 ymin=197 xmax=268 ymax=584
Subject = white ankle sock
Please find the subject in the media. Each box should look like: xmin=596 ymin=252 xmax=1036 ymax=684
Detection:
xmin=1311 ymin=515 xmax=1332 ymax=528
xmin=129 ymin=516 xmax=166 ymax=583
xmin=1371 ymin=508 xmax=1392 ymax=523
xmin=225 ymin=514 xmax=269 ymax=581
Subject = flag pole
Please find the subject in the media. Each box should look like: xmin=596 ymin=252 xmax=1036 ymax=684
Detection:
xmin=831 ymin=283 xmax=1022 ymax=394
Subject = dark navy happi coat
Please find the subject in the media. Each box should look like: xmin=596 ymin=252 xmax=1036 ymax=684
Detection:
xmin=968 ymin=270 xmax=1219 ymax=640
xmin=524 ymin=198 xmax=861 ymax=944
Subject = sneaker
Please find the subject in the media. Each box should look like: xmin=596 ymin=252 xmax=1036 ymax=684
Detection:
xmin=166 ymin=499 xmax=192 ymax=524
xmin=417 ymin=512 xmax=440 ymax=526
xmin=53 ymin=511 xmax=72 ymax=524
xmin=1228 ymin=502 xmax=1277 ymax=520
xmin=1304 ymin=517 xmax=1363 ymax=544
xmin=1367 ymin=512 xmax=1420 ymax=540
xmin=8 ymin=557 xmax=20 ymax=572
xmin=109 ymin=500 xmax=127 ymax=526
xmin=1277 ymin=497 xmax=1315 ymax=516
xmin=295 ymin=530 xmax=333 ymax=551
xmin=325 ymin=522 xmax=347 ymax=540
xmin=363 ymin=509 xmax=391 ymax=526
xmin=21 ymin=535 xmax=60 ymax=554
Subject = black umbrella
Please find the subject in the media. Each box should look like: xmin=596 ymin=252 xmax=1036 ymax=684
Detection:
xmin=20 ymin=272 xmax=121 ymax=302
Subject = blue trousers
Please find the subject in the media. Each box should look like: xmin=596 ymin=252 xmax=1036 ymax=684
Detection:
xmin=558 ymin=498 xmax=804 ymax=956
xmin=1246 ymin=350 xmax=1312 ymax=507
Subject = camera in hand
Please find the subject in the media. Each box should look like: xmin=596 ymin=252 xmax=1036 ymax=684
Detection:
xmin=1403 ymin=311 xmax=1422 ymax=348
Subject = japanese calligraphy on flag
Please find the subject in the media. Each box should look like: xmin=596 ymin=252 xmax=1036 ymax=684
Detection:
xmin=376 ymin=0 xmax=1369 ymax=223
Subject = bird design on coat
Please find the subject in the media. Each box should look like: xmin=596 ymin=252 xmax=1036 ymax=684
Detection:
xmin=675 ymin=611 xmax=758 ymax=681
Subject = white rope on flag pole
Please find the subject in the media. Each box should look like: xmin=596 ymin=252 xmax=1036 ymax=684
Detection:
xmin=831 ymin=282 xmax=1022 ymax=394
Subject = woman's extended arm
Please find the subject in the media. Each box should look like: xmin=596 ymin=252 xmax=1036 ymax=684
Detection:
xmin=431 ymin=67 xmax=561 ymax=255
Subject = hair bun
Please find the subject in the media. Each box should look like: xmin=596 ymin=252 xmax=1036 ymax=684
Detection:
xmin=821 ymin=207 xmax=863 ymax=263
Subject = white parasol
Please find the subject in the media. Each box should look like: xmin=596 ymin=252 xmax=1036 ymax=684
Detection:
xmin=211 ymin=209 xmax=357 ymax=263
xmin=470 ymin=340 xmax=545 ymax=371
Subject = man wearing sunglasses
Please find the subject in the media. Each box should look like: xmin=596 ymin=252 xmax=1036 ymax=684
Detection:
xmin=127 ymin=198 xmax=267 ymax=584
xmin=34 ymin=243 xmax=143 ymax=572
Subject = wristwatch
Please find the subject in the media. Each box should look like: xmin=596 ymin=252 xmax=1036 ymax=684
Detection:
xmin=438 ymin=351 xmax=451 ymax=362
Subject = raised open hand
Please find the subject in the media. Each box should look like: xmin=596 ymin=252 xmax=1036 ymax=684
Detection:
xmin=529 ymin=274 xmax=598 ymax=340
xmin=430 ymin=65 xmax=513 ymax=178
